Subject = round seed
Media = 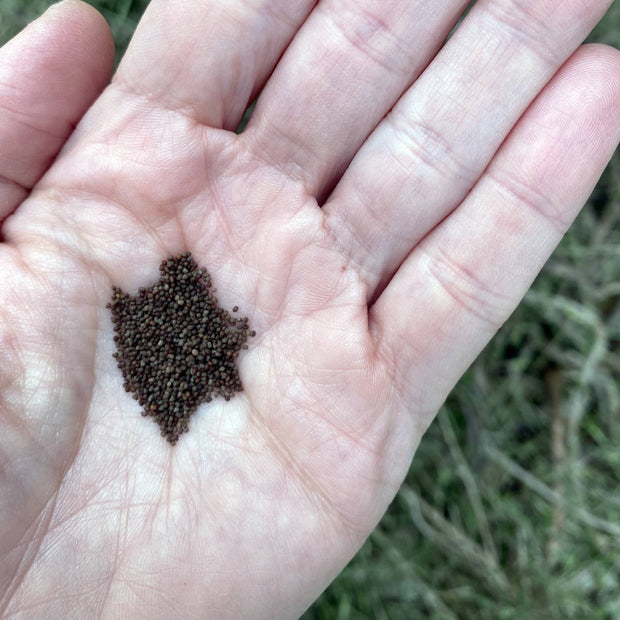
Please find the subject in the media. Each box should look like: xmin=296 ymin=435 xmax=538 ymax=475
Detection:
xmin=107 ymin=252 xmax=254 ymax=445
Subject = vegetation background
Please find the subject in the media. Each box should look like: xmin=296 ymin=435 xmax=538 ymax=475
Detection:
xmin=1 ymin=1 xmax=619 ymax=618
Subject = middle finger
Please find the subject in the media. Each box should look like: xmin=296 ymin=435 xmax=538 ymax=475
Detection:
xmin=245 ymin=0 xmax=470 ymax=200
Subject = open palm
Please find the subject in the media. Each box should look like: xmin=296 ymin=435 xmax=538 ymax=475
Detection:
xmin=0 ymin=1 xmax=618 ymax=618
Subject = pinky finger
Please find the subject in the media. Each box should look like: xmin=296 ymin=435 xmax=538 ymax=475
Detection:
xmin=373 ymin=44 xmax=620 ymax=427
xmin=0 ymin=0 xmax=114 ymax=224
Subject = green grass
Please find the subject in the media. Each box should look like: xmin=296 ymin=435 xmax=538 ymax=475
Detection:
xmin=1 ymin=2 xmax=619 ymax=618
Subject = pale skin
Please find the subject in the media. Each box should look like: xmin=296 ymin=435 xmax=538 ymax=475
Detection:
xmin=0 ymin=0 xmax=618 ymax=617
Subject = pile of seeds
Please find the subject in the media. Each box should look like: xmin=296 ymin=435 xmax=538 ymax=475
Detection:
xmin=107 ymin=252 xmax=255 ymax=445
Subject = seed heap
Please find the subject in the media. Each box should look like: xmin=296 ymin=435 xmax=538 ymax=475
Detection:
xmin=107 ymin=252 xmax=255 ymax=445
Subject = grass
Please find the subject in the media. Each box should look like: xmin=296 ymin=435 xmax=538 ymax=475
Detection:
xmin=1 ymin=2 xmax=619 ymax=618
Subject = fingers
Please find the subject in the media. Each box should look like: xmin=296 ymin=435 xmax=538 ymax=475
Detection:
xmin=372 ymin=44 xmax=620 ymax=426
xmin=245 ymin=0 xmax=469 ymax=199
xmin=114 ymin=0 xmax=317 ymax=130
xmin=0 ymin=0 xmax=114 ymax=224
xmin=322 ymin=0 xmax=614 ymax=300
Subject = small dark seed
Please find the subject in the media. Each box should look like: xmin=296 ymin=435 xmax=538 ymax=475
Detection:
xmin=107 ymin=251 xmax=255 ymax=445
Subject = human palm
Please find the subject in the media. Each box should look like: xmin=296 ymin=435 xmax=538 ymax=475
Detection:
xmin=0 ymin=1 xmax=618 ymax=618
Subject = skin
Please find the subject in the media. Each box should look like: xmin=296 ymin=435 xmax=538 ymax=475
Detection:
xmin=0 ymin=0 xmax=618 ymax=617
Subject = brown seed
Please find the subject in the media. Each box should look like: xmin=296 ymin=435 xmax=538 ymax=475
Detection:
xmin=107 ymin=252 xmax=254 ymax=445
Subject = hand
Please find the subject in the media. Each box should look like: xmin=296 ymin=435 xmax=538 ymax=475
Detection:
xmin=0 ymin=0 xmax=618 ymax=617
